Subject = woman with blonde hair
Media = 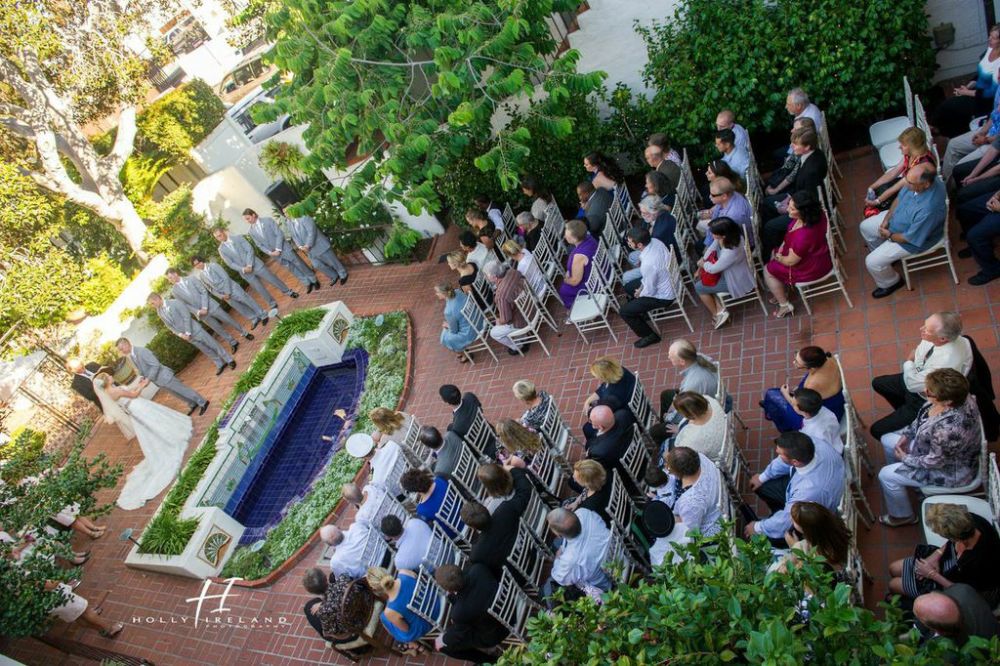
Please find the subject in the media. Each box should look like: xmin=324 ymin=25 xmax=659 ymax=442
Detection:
xmin=446 ymin=249 xmax=490 ymax=311
xmin=496 ymin=418 xmax=544 ymax=461
xmin=564 ymin=459 xmax=611 ymax=527
xmin=863 ymin=126 xmax=935 ymax=216
xmin=513 ymin=379 xmax=554 ymax=433
xmin=368 ymin=407 xmax=412 ymax=445
xmin=500 ymin=238 xmax=547 ymax=298
xmin=583 ymin=356 xmax=637 ymax=414
xmin=434 ymin=281 xmax=482 ymax=362
xmin=366 ymin=566 xmax=434 ymax=652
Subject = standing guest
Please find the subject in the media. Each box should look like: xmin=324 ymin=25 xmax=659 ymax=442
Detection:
xmin=870 ymin=312 xmax=973 ymax=439
xmin=243 ymin=208 xmax=318 ymax=292
xmin=439 ymin=383 xmax=484 ymax=438
xmin=878 ymin=369 xmax=983 ymax=527
xmin=859 ymin=163 xmax=946 ymax=299
xmin=544 ymin=507 xmax=612 ymax=603
xmin=761 ymin=190 xmax=833 ymax=319
xmin=323 ymin=524 xmax=371 ymax=579
xmin=694 ymin=218 xmax=755 ymax=329
xmin=792 ymin=387 xmax=844 ymax=455
xmin=716 ymin=109 xmax=750 ymax=152
xmin=583 ymin=356 xmax=637 ymax=413
xmin=557 ymin=219 xmax=599 ymax=310
xmin=286 ymin=209 xmax=349 ymax=286
xmin=577 ymin=180 xmax=612 ymax=237
xmin=620 ymin=227 xmax=676 ymax=348
xmin=475 ymin=194 xmax=507 ymax=232
xmin=367 ymin=566 xmax=435 ymax=652
xmin=66 ymin=359 xmax=105 ymax=412
xmin=214 ymin=227 xmax=297 ymax=308
xmin=433 ymin=564 xmax=508 ymax=663
xmin=458 ymin=230 xmax=490 ymax=270
xmin=644 ymin=143 xmax=680 ymax=199
xmin=165 ymin=267 xmax=252 ymax=352
xmin=483 ymin=261 xmax=529 ymax=356
xmin=402 ymin=468 xmax=463 ymax=539
xmin=965 ymin=189 xmax=1000 ymax=285
xmin=670 ymin=392 xmax=726 ymax=461
xmin=931 ymin=25 xmax=1000 ymax=138
xmin=380 ymin=515 xmax=432 ymax=572
xmin=147 ymin=293 xmax=234 ymax=375
xmin=761 ymin=345 xmax=844 ymax=432
xmin=913 ymin=584 xmax=1000 ymax=646
xmin=463 ymin=466 xmax=532 ymax=574
xmin=520 ymin=177 xmax=556 ymax=222
xmin=515 ymin=211 xmax=545 ymax=252
xmin=513 ymin=379 xmax=554 ymax=433
xmin=435 ymin=282 xmax=483 ymax=362
xmin=775 ymin=502 xmax=850 ymax=579
xmin=697 ymin=177 xmax=753 ymax=244
xmin=501 ymin=239 xmax=546 ymax=299
xmin=191 ymin=256 xmax=268 ymax=328
xmin=714 ymin=128 xmax=750 ymax=180
xmin=863 ymin=127 xmax=935 ymax=215
xmin=116 ymin=337 xmax=208 ymax=416
xmin=659 ymin=340 xmax=719 ymax=420
xmin=760 ymin=129 xmax=828 ymax=256
xmin=40 ymin=581 xmax=124 ymax=638
xmin=746 ymin=432 xmax=845 ymax=547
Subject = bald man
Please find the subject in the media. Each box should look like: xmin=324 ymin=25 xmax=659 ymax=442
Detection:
xmin=715 ymin=109 xmax=749 ymax=152
xmin=582 ymin=405 xmax=636 ymax=475
xmin=913 ymin=584 xmax=999 ymax=645
xmin=543 ymin=507 xmax=612 ymax=605
xmin=325 ymin=523 xmax=372 ymax=578
xmin=859 ymin=163 xmax=947 ymax=298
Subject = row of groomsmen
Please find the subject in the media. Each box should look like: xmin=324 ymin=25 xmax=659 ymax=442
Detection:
xmin=146 ymin=208 xmax=350 ymax=376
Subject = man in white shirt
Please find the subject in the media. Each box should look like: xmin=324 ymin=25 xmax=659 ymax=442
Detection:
xmin=322 ymin=524 xmax=373 ymax=578
xmin=620 ymin=227 xmax=676 ymax=349
xmin=380 ymin=515 xmax=432 ymax=571
xmin=543 ymin=507 xmax=611 ymax=604
xmin=786 ymin=88 xmax=823 ymax=135
xmin=459 ymin=231 xmax=490 ymax=269
xmin=871 ymin=312 xmax=973 ymax=438
xmin=341 ymin=482 xmax=389 ymax=527
xmin=792 ymin=388 xmax=844 ymax=455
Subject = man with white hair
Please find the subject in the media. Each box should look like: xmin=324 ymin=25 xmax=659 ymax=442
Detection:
xmin=775 ymin=88 xmax=823 ymax=162
xmin=543 ymin=507 xmax=611 ymax=604
xmin=483 ymin=261 xmax=529 ymax=356
xmin=514 ymin=211 xmax=544 ymax=252
xmin=323 ymin=524 xmax=372 ymax=578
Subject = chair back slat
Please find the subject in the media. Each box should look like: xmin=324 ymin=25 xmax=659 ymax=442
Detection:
xmin=426 ymin=523 xmax=468 ymax=570
xmin=487 ymin=568 xmax=541 ymax=644
xmin=407 ymin=565 xmax=451 ymax=632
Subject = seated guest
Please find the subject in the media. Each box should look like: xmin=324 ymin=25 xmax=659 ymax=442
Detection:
xmin=439 ymin=383 xmax=482 ymax=437
xmin=584 ymin=356 xmax=637 ymax=413
xmin=760 ymin=128 xmax=828 ymax=258
xmin=459 ymin=230 xmax=490 ymax=269
xmin=577 ymin=180 xmax=612 ymax=236
xmin=954 ymin=140 xmax=1000 ymax=204
xmin=465 ymin=208 xmax=502 ymax=259
xmin=913 ymin=584 xmax=1000 ymax=646
xmin=956 ymin=182 xmax=998 ymax=238
xmin=302 ymin=568 xmax=370 ymax=646
xmin=746 ymin=432 xmax=845 ymax=547
xmin=500 ymin=238 xmax=546 ymax=299
xmin=662 ymin=446 xmax=724 ymax=539
xmin=761 ymin=190 xmax=833 ymax=319
xmin=557 ymin=219 xmax=599 ymax=310
xmin=766 ymin=117 xmax=815 ymax=192
xmin=483 ymin=261 xmax=529 ymax=356
xmin=369 ymin=407 xmax=413 ymax=446
xmin=464 ymin=466 xmax=532 ymax=573
xmin=341 ymin=482 xmax=389 ymax=527
xmin=544 ymin=507 xmax=612 ymax=603
xmin=660 ymin=339 xmax=719 ymax=420
xmin=775 ymin=502 xmax=850 ymax=580
xmin=694 ymin=218 xmax=755 ymax=329
xmin=859 ymin=163 xmax=946 ymax=299
xmin=584 ymin=151 xmax=627 ymax=197
xmin=942 ymin=78 xmax=1000 ymax=183
xmin=582 ymin=405 xmax=636 ymax=474
xmin=433 ymin=564 xmax=508 ymax=663
xmin=367 ymin=566 xmax=436 ymax=650
xmin=435 ymin=282 xmax=484 ymax=362
xmin=474 ymin=194 xmax=506 ymax=231
xmin=792 ymin=387 xmax=844 ymax=455
xmin=446 ymin=249 xmax=490 ymax=311
xmin=401 ymin=468 xmax=463 ymax=539
xmin=645 ymin=464 xmax=672 ymax=502
xmin=642 ymin=169 xmax=676 ymax=212
xmin=871 ymin=312 xmax=973 ymax=439
xmin=349 ymin=432 xmax=404 ymax=498
xmin=521 ymin=176 xmax=556 ymax=221
xmin=878 ymin=369 xmax=983 ymax=527
xmin=514 ymin=211 xmax=544 ymax=252
xmin=670 ymin=392 xmax=726 ymax=461
xmin=782 ymin=88 xmax=823 ymax=147
xmin=564 ymin=459 xmax=613 ymax=527
xmin=697 ymin=177 xmax=753 ymax=244
xmin=380 ymin=515 xmax=432 ymax=572
xmin=495 ymin=418 xmax=544 ymax=462
xmin=513 ymin=379 xmax=554 ymax=433
xmin=324 ymin=524 xmax=371 ymax=579
xmin=419 ymin=426 xmax=465 ymax=479
xmin=888 ymin=503 xmax=1000 ymax=603
xmin=716 ymin=109 xmax=750 ymax=151
xmin=620 ymin=227 xmax=676 ymax=348
xmin=762 ymin=345 xmax=844 ymax=432
xmin=477 ymin=461 xmax=529 ymax=502
xmin=648 ymin=132 xmax=682 ymax=165
xmin=715 ymin=128 xmax=750 ymax=181
xmin=863 ymin=127 xmax=935 ymax=216
xmin=644 ymin=142 xmax=680 ymax=198
xmin=965 ymin=189 xmax=1000 ymax=285
xmin=705 ymin=158 xmax=745 ymax=195
xmin=623 ymin=194 xmax=679 ymax=285
xmin=931 ymin=26 xmax=1000 ymax=138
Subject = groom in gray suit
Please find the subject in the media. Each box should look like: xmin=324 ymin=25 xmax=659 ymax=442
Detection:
xmin=214 ymin=227 xmax=298 ymax=309
xmin=148 ymin=293 xmax=235 ymax=376
xmin=243 ymin=208 xmax=320 ymax=293
xmin=286 ymin=209 xmax=349 ymax=286
xmin=165 ymin=267 xmax=253 ymax=353
xmin=191 ymin=256 xmax=268 ymax=328
xmin=115 ymin=337 xmax=209 ymax=416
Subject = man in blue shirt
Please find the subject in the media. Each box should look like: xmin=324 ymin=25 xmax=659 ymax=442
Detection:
xmin=745 ymin=431 xmax=844 ymax=547
xmin=697 ymin=177 xmax=753 ymax=247
xmin=859 ymin=163 xmax=946 ymax=298
xmin=716 ymin=128 xmax=750 ymax=181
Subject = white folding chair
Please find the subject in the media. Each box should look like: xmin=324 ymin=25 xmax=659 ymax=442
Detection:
xmin=879 ymin=94 xmax=926 ymax=170
xmin=359 ymin=524 xmax=395 ymax=573
xmin=488 ymin=568 xmax=542 ymax=645
xmin=900 ymin=197 xmax=958 ymax=290
xmin=538 ymin=399 xmax=575 ymax=469
xmin=471 ymin=268 xmax=496 ymax=320
xmin=647 ymin=249 xmax=695 ymax=334
xmin=396 ymin=416 xmax=434 ymax=468
xmin=370 ymin=491 xmax=410 ymax=529
xmin=435 ymin=482 xmax=473 ymax=551
xmin=820 ymin=174 xmax=847 ymax=257
xmin=921 ymin=453 xmax=999 ymax=547
xmin=425 ymin=523 xmax=468 ymax=570
xmin=818 ymin=110 xmax=843 ymax=185
xmin=628 ymin=374 xmax=655 ymax=431
xmin=510 ymin=290 xmax=552 ymax=357
xmin=459 ymin=294 xmax=499 ymax=365
xmin=607 ymin=470 xmax=649 ymax=562
xmin=527 ymin=446 xmax=567 ymax=498
xmin=843 ymin=414 xmax=876 ymax=529
xmin=620 ymin=426 xmax=651 ymax=500
xmin=406 ymin=565 xmax=451 ymax=638
xmin=714 ymin=360 xmax=749 ymax=431
xmin=522 ymin=487 xmax=553 ymax=541
xmin=568 ymin=265 xmax=618 ymax=343
xmin=713 ymin=412 xmax=747 ymax=497
xmin=505 ymin=521 xmax=551 ymax=595
xmin=463 ymin=409 xmax=497 ymax=462
xmin=833 ymin=352 xmax=875 ymax=475
xmin=602 ymin=523 xmax=644 ymax=586
xmin=502 ymin=203 xmax=516 ymax=232
xmin=716 ymin=231 xmax=769 ymax=317
xmin=870 ymin=76 xmax=913 ymax=149
xmin=794 ymin=208 xmax=853 ymax=314
xmin=450 ymin=443 xmax=486 ymax=502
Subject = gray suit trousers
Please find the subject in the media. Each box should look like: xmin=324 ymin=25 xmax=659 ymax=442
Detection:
xmin=280 ymin=251 xmax=316 ymax=288
xmin=190 ymin=328 xmax=233 ymax=368
xmin=161 ymin=377 xmax=206 ymax=408
xmin=223 ymin=289 xmax=266 ymax=322
xmin=311 ymin=248 xmax=348 ymax=280
xmin=202 ymin=308 xmax=247 ymax=344
xmin=244 ymin=265 xmax=291 ymax=308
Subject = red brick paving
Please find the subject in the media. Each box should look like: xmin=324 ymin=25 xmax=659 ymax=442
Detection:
xmin=5 ymin=149 xmax=1000 ymax=665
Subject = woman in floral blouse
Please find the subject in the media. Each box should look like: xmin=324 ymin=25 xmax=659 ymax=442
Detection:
xmin=877 ymin=368 xmax=983 ymax=527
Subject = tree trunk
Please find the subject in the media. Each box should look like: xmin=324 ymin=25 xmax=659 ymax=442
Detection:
xmin=108 ymin=195 xmax=150 ymax=264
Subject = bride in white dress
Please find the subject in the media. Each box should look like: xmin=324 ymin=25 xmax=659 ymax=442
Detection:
xmin=92 ymin=373 xmax=193 ymax=510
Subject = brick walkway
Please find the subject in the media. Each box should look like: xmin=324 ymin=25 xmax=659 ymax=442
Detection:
xmin=6 ymin=150 xmax=1000 ymax=666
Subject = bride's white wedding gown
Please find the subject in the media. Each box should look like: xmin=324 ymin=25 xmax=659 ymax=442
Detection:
xmin=115 ymin=397 xmax=193 ymax=510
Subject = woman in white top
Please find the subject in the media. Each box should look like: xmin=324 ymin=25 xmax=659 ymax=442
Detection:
xmin=500 ymin=239 xmax=547 ymax=298
xmin=520 ymin=176 xmax=555 ymax=221
xmin=694 ymin=217 xmax=755 ymax=330
xmin=670 ymin=391 xmax=726 ymax=462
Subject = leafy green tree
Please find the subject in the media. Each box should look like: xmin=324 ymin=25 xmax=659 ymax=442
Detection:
xmin=257 ymin=0 xmax=605 ymax=223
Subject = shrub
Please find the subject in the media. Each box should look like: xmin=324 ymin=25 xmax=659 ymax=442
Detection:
xmin=0 ymin=247 xmax=84 ymax=329
xmin=146 ymin=329 xmax=199 ymax=373
xmin=141 ymin=186 xmax=210 ymax=260
xmin=78 ymin=253 xmax=130 ymax=315
xmin=259 ymin=141 xmax=307 ymax=184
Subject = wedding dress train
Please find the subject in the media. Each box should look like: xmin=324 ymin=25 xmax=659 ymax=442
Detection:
xmin=114 ymin=397 xmax=193 ymax=510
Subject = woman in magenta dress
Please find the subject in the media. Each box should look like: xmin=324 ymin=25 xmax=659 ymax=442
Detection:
xmin=558 ymin=218 xmax=599 ymax=309
xmin=761 ymin=189 xmax=832 ymax=318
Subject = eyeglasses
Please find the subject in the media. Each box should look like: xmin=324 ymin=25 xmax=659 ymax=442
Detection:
xmin=709 ymin=191 xmax=723 ymax=198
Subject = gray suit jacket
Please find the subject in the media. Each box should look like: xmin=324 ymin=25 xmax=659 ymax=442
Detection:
xmin=433 ymin=431 xmax=466 ymax=479
xmin=172 ymin=276 xmax=218 ymax=316
xmin=248 ymin=217 xmax=293 ymax=258
xmin=199 ymin=262 xmax=241 ymax=298
xmin=288 ymin=216 xmax=331 ymax=257
xmin=219 ymin=236 xmax=263 ymax=273
xmin=131 ymin=345 xmax=174 ymax=385
xmin=158 ymin=298 xmax=197 ymax=337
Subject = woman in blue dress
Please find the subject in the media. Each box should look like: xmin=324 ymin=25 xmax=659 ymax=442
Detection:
xmin=401 ymin=468 xmax=464 ymax=539
xmin=435 ymin=283 xmax=482 ymax=362
xmin=367 ymin=566 xmax=437 ymax=653
xmin=761 ymin=345 xmax=845 ymax=432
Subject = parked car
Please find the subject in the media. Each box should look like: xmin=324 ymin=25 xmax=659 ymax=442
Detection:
xmin=216 ymin=44 xmax=277 ymax=106
xmin=226 ymin=85 xmax=292 ymax=144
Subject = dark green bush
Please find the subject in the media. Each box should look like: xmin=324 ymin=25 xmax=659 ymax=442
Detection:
xmin=146 ymin=329 xmax=199 ymax=373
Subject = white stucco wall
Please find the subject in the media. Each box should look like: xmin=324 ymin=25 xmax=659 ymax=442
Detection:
xmin=191 ymin=166 xmax=277 ymax=233
xmin=928 ymin=0 xmax=991 ymax=82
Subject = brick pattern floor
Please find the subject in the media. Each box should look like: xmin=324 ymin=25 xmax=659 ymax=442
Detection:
xmin=5 ymin=149 xmax=1000 ymax=666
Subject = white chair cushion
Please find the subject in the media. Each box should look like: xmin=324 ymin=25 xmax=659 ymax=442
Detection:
xmin=569 ymin=293 xmax=608 ymax=322
xmin=869 ymin=116 xmax=910 ymax=149
xmin=878 ymin=142 xmax=902 ymax=172
xmin=921 ymin=495 xmax=993 ymax=547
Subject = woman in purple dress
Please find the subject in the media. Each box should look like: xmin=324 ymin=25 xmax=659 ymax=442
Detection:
xmin=761 ymin=190 xmax=832 ymax=318
xmin=558 ymin=219 xmax=599 ymax=309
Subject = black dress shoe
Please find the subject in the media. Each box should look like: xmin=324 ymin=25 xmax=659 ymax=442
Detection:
xmin=199 ymin=401 xmax=210 ymax=416
xmin=312 ymin=281 xmax=321 ymax=290
xmin=231 ymin=341 xmax=240 ymax=353
xmin=306 ymin=283 xmax=315 ymax=294
xmin=507 ymin=347 xmax=521 ymax=356
xmin=215 ymin=365 xmax=225 ymax=376
xmin=228 ymin=360 xmax=237 ymax=370
xmin=261 ymin=316 xmax=270 ymax=326
xmin=958 ymin=247 xmax=973 ymax=259
xmin=187 ymin=403 xmax=198 ymax=416
xmin=634 ymin=334 xmax=662 ymax=348
xmin=289 ymin=291 xmax=299 ymax=299
xmin=339 ymin=275 xmax=349 ymax=285
xmin=244 ymin=332 xmax=255 ymax=341
xmin=969 ymin=272 xmax=1000 ymax=286
xmin=871 ymin=280 xmax=905 ymax=299
xmin=250 ymin=319 xmax=260 ymax=330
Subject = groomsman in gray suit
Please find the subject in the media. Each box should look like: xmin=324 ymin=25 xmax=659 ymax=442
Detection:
xmin=147 ymin=293 xmax=235 ymax=376
xmin=286 ymin=210 xmax=349 ymax=286
xmin=243 ymin=208 xmax=319 ymax=293
xmin=165 ymin=267 xmax=254 ymax=353
xmin=213 ymin=227 xmax=298 ymax=309
xmin=191 ymin=256 xmax=269 ymax=328
xmin=115 ymin=337 xmax=209 ymax=415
